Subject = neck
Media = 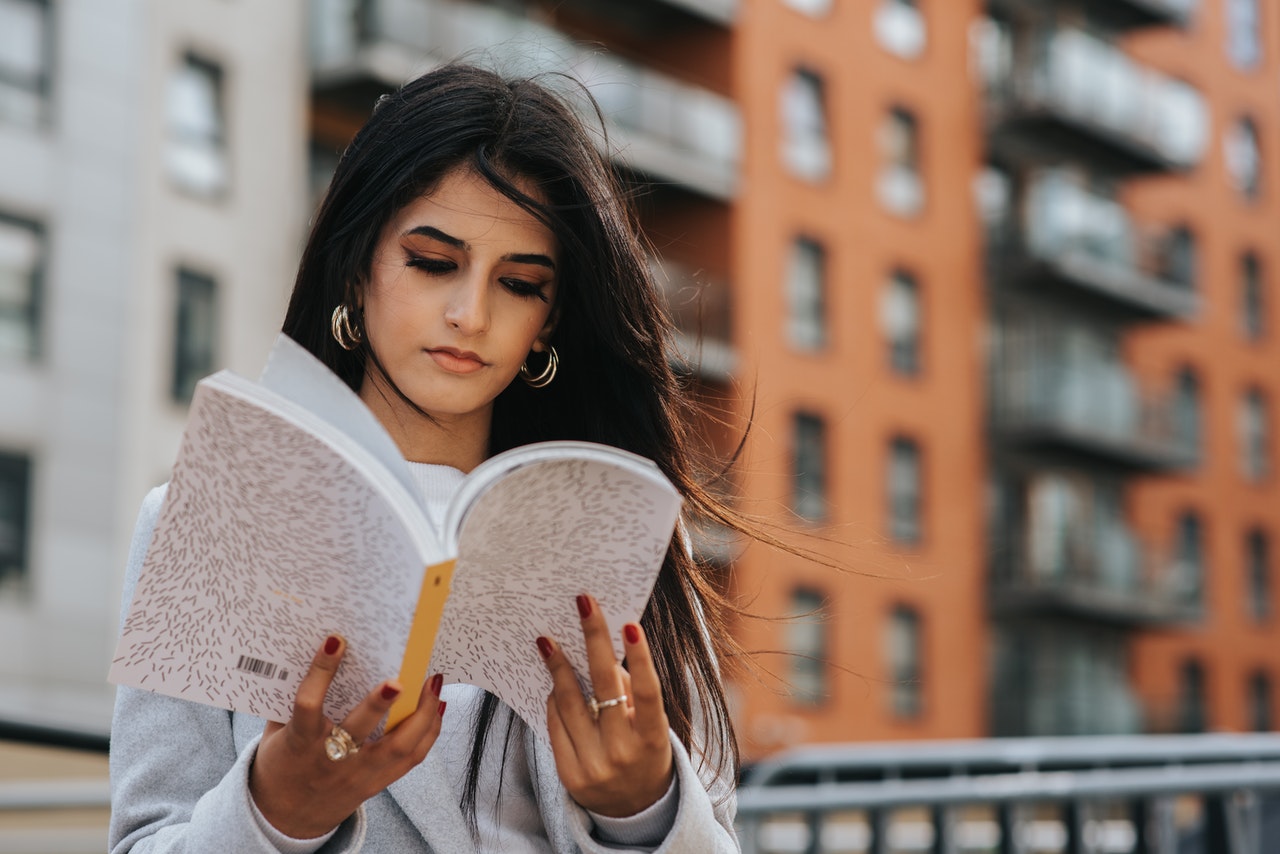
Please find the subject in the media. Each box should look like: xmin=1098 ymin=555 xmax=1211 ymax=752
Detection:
xmin=358 ymin=376 xmax=490 ymax=473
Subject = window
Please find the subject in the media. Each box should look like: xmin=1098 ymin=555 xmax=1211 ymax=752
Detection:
xmin=1239 ymin=387 xmax=1270 ymax=481
xmin=1173 ymin=367 xmax=1202 ymax=463
xmin=1250 ymin=671 xmax=1272 ymax=731
xmin=881 ymin=269 xmax=921 ymax=376
xmin=1225 ymin=0 xmax=1262 ymax=70
xmin=875 ymin=0 xmax=926 ymax=60
xmin=0 ymin=452 xmax=32 ymax=592
xmin=0 ymin=214 xmax=43 ymax=362
xmin=1164 ymin=225 xmax=1197 ymax=290
xmin=786 ymin=237 xmax=826 ymax=350
xmin=792 ymin=413 xmax=827 ymax=521
xmin=0 ymin=0 xmax=52 ymax=128
xmin=878 ymin=107 xmax=923 ymax=217
xmin=1246 ymin=528 xmax=1271 ymax=621
xmin=1173 ymin=511 xmax=1204 ymax=611
xmin=1240 ymin=252 xmax=1265 ymax=342
xmin=780 ymin=69 xmax=830 ymax=181
xmin=888 ymin=436 xmax=922 ymax=544
xmin=887 ymin=605 xmax=922 ymax=718
xmin=786 ymin=587 xmax=828 ymax=704
xmin=167 ymin=53 xmax=229 ymax=197
xmin=171 ymin=268 xmax=218 ymax=403
xmin=1176 ymin=659 xmax=1207 ymax=733
xmin=1225 ymin=117 xmax=1262 ymax=201
xmin=782 ymin=0 xmax=832 ymax=17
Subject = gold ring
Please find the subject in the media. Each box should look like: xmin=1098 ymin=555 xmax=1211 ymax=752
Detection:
xmin=587 ymin=694 xmax=628 ymax=720
xmin=324 ymin=725 xmax=360 ymax=761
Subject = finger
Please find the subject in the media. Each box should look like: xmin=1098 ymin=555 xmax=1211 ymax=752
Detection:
xmin=545 ymin=691 xmax=582 ymax=770
xmin=339 ymin=679 xmax=404 ymax=744
xmin=621 ymin=622 xmax=668 ymax=741
xmin=290 ymin=634 xmax=346 ymax=740
xmin=369 ymin=675 xmax=445 ymax=771
xmin=538 ymin=634 xmax=597 ymax=742
xmin=575 ymin=594 xmax=627 ymax=714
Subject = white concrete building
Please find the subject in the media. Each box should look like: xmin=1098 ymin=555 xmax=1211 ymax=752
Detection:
xmin=0 ymin=0 xmax=308 ymax=735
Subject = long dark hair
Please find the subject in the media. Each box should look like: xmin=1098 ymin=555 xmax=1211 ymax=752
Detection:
xmin=283 ymin=64 xmax=741 ymax=815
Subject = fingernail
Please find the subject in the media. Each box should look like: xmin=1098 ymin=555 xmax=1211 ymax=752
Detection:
xmin=576 ymin=594 xmax=592 ymax=619
xmin=536 ymin=636 xmax=553 ymax=660
xmin=430 ymin=674 xmax=443 ymax=697
xmin=381 ymin=683 xmax=401 ymax=701
xmin=324 ymin=635 xmax=341 ymax=655
xmin=624 ymin=623 xmax=640 ymax=645
xmin=438 ymin=700 xmax=447 ymax=717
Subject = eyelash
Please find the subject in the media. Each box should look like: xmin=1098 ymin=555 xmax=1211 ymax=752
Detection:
xmin=405 ymin=256 xmax=549 ymax=302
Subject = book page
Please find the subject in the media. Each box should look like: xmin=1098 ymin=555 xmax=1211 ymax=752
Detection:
xmin=429 ymin=455 xmax=681 ymax=739
xmin=109 ymin=381 xmax=436 ymax=726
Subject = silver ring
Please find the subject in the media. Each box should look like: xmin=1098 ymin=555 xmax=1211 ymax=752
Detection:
xmin=587 ymin=694 xmax=628 ymax=720
xmin=324 ymin=725 xmax=360 ymax=761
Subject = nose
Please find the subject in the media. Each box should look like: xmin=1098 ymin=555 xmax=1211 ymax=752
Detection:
xmin=443 ymin=274 xmax=489 ymax=336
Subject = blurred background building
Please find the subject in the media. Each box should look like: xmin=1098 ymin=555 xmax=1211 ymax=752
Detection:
xmin=0 ymin=0 xmax=1276 ymax=776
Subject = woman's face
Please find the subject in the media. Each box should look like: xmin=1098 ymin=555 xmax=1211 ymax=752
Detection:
xmin=358 ymin=166 xmax=559 ymax=432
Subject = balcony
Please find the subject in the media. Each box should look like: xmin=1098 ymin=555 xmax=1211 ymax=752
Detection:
xmin=990 ymin=486 xmax=1197 ymax=625
xmin=982 ymin=25 xmax=1207 ymax=174
xmin=989 ymin=170 xmax=1198 ymax=321
xmin=990 ymin=325 xmax=1193 ymax=471
xmin=308 ymin=0 xmax=741 ymax=199
xmin=651 ymin=256 xmax=736 ymax=382
xmin=569 ymin=0 xmax=737 ymax=27
xmin=989 ymin=0 xmax=1195 ymax=33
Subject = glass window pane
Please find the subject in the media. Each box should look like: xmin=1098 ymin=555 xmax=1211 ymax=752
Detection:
xmin=0 ymin=452 xmax=32 ymax=591
xmin=1173 ymin=367 xmax=1201 ymax=462
xmin=881 ymin=270 xmax=920 ymax=375
xmin=167 ymin=54 xmax=229 ymax=196
xmin=1177 ymin=659 xmax=1206 ymax=733
xmin=172 ymin=268 xmax=218 ymax=403
xmin=889 ymin=437 xmax=922 ymax=543
xmin=786 ymin=238 xmax=825 ymax=350
xmin=1240 ymin=389 xmax=1270 ymax=481
xmin=1247 ymin=529 xmax=1270 ymax=622
xmin=888 ymin=606 xmax=922 ymax=717
xmin=1241 ymin=253 xmax=1265 ymax=342
xmin=0 ymin=215 xmax=42 ymax=362
xmin=1251 ymin=672 xmax=1272 ymax=731
xmin=0 ymin=0 xmax=50 ymax=129
xmin=1226 ymin=0 xmax=1262 ymax=69
xmin=1174 ymin=512 xmax=1204 ymax=611
xmin=1225 ymin=117 xmax=1262 ymax=200
xmin=781 ymin=69 xmax=831 ymax=181
xmin=793 ymin=413 xmax=826 ymax=521
xmin=878 ymin=107 xmax=923 ymax=217
xmin=787 ymin=588 xmax=827 ymax=704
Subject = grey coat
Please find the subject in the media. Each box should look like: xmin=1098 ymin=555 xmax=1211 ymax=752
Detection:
xmin=109 ymin=487 xmax=739 ymax=853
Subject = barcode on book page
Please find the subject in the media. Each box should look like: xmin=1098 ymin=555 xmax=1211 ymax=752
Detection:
xmin=236 ymin=654 xmax=288 ymax=681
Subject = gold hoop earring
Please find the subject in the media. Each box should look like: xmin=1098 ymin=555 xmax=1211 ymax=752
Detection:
xmin=330 ymin=304 xmax=363 ymax=351
xmin=520 ymin=346 xmax=558 ymax=388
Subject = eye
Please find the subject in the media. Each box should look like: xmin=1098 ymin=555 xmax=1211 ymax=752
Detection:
xmin=406 ymin=255 xmax=455 ymax=274
xmin=501 ymin=277 xmax=550 ymax=302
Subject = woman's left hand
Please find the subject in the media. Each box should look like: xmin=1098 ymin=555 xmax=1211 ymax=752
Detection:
xmin=538 ymin=593 xmax=674 ymax=817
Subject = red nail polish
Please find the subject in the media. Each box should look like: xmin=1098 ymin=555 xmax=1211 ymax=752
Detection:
xmin=576 ymin=594 xmax=592 ymax=619
xmin=430 ymin=674 xmax=443 ymax=697
xmin=437 ymin=700 xmax=447 ymax=717
xmin=536 ymin=636 xmax=553 ymax=660
xmin=323 ymin=635 xmax=341 ymax=655
xmin=624 ymin=623 xmax=640 ymax=645
xmin=381 ymin=683 xmax=401 ymax=701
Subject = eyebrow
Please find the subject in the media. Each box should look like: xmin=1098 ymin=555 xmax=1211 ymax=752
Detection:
xmin=404 ymin=225 xmax=557 ymax=271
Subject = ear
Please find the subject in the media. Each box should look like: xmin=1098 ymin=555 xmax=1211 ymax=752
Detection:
xmin=531 ymin=307 xmax=560 ymax=353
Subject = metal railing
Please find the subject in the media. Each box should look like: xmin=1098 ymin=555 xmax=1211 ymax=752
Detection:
xmin=738 ymin=734 xmax=1280 ymax=854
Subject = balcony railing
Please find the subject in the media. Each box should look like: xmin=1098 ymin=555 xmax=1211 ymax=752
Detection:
xmin=990 ymin=331 xmax=1192 ymax=471
xmin=983 ymin=25 xmax=1207 ymax=174
xmin=990 ymin=505 xmax=1196 ymax=626
xmin=308 ymin=0 xmax=742 ymax=199
xmin=990 ymin=0 xmax=1195 ymax=33
xmin=989 ymin=170 xmax=1198 ymax=321
xmin=651 ymin=256 xmax=736 ymax=381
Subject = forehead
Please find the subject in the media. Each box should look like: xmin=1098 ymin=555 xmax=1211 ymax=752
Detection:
xmin=387 ymin=168 xmax=557 ymax=254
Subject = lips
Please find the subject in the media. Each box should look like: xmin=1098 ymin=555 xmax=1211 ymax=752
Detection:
xmin=426 ymin=347 xmax=486 ymax=374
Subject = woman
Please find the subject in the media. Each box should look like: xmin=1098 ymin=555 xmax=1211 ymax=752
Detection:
xmin=110 ymin=64 xmax=741 ymax=852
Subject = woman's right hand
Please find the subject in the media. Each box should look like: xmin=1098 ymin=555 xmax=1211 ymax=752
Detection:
xmin=248 ymin=635 xmax=445 ymax=839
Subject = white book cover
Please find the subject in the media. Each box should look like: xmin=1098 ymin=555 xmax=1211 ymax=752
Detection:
xmin=110 ymin=335 xmax=681 ymax=740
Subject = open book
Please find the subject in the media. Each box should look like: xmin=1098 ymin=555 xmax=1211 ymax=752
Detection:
xmin=109 ymin=335 xmax=681 ymax=738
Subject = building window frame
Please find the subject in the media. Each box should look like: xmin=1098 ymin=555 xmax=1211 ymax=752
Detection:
xmin=1246 ymin=527 xmax=1271 ymax=622
xmin=1173 ymin=510 xmax=1205 ymax=613
xmin=171 ymin=266 xmax=219 ymax=404
xmin=780 ymin=67 xmax=831 ymax=182
xmin=786 ymin=236 xmax=827 ymax=351
xmin=0 ymin=212 xmax=44 ymax=363
xmin=1240 ymin=251 xmax=1266 ymax=343
xmin=0 ymin=451 xmax=32 ymax=594
xmin=888 ymin=435 xmax=923 ymax=545
xmin=1239 ymin=387 xmax=1271 ymax=482
xmin=877 ymin=105 xmax=924 ymax=217
xmin=166 ymin=50 xmax=230 ymax=199
xmin=792 ymin=412 xmax=828 ymax=522
xmin=882 ymin=268 xmax=922 ymax=376
xmin=1250 ymin=670 xmax=1273 ymax=732
xmin=1225 ymin=0 xmax=1263 ymax=70
xmin=887 ymin=604 xmax=923 ymax=718
xmin=0 ymin=0 xmax=54 ymax=129
xmin=786 ymin=586 xmax=829 ymax=705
